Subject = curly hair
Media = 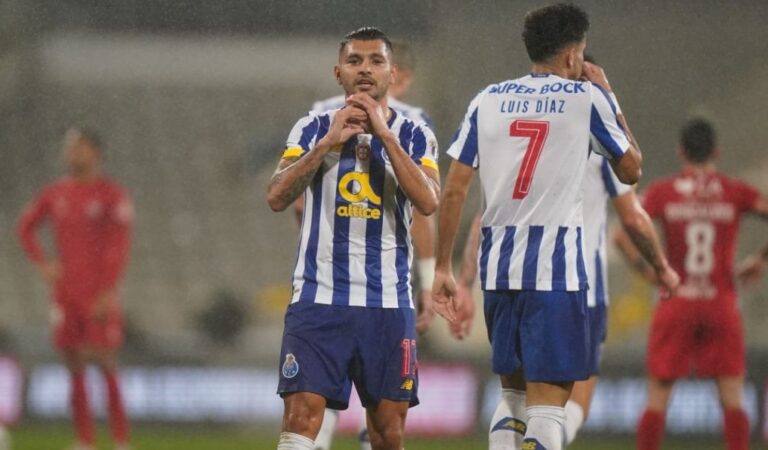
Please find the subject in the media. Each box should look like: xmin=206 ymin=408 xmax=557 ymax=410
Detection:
xmin=523 ymin=3 xmax=590 ymax=63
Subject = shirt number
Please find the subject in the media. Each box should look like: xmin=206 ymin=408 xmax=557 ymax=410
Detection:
xmin=510 ymin=120 xmax=550 ymax=199
xmin=684 ymin=221 xmax=715 ymax=276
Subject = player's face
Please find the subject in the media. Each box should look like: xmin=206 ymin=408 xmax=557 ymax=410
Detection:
xmin=566 ymin=39 xmax=587 ymax=80
xmin=336 ymin=40 xmax=393 ymax=101
xmin=62 ymin=130 xmax=99 ymax=176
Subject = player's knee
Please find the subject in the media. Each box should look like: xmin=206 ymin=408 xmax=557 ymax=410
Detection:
xmin=282 ymin=399 xmax=323 ymax=436
xmin=368 ymin=425 xmax=403 ymax=450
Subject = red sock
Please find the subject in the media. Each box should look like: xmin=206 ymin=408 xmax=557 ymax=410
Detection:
xmin=636 ymin=409 xmax=665 ymax=450
xmin=105 ymin=370 xmax=130 ymax=444
xmin=71 ymin=371 xmax=94 ymax=445
xmin=724 ymin=408 xmax=749 ymax=450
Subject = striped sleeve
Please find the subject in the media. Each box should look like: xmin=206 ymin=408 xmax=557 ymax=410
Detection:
xmin=283 ymin=113 xmax=320 ymax=159
xmin=409 ymin=123 xmax=439 ymax=171
xmin=599 ymin=157 xmax=632 ymax=198
xmin=589 ymin=84 xmax=630 ymax=160
xmin=446 ymin=89 xmax=485 ymax=169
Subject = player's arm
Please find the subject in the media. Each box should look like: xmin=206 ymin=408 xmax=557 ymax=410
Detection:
xmin=346 ymin=93 xmax=440 ymax=215
xmin=582 ymin=62 xmax=642 ymax=185
xmin=449 ymin=213 xmax=481 ymax=339
xmin=412 ymin=211 xmax=436 ymax=334
xmin=16 ymin=189 xmax=59 ymax=287
xmin=266 ymin=107 xmax=368 ymax=212
xmin=611 ymin=190 xmax=679 ymax=292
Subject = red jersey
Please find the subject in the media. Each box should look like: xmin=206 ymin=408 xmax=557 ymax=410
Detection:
xmin=17 ymin=177 xmax=133 ymax=306
xmin=642 ymin=170 xmax=760 ymax=303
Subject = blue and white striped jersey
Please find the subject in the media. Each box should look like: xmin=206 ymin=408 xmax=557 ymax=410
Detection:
xmin=312 ymin=95 xmax=433 ymax=129
xmin=284 ymin=108 xmax=439 ymax=308
xmin=447 ymin=73 xmax=630 ymax=292
xmin=582 ymin=144 xmax=632 ymax=307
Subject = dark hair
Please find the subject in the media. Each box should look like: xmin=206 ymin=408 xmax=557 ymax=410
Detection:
xmin=391 ymin=40 xmax=415 ymax=72
xmin=70 ymin=126 xmax=103 ymax=152
xmin=583 ymin=53 xmax=596 ymax=64
xmin=523 ymin=3 xmax=589 ymax=63
xmin=680 ymin=118 xmax=717 ymax=163
xmin=339 ymin=27 xmax=392 ymax=55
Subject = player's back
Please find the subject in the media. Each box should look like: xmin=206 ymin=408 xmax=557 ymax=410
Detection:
xmin=642 ymin=170 xmax=759 ymax=302
xmin=448 ymin=73 xmax=629 ymax=292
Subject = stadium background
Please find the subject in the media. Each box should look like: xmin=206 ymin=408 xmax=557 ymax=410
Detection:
xmin=0 ymin=0 xmax=767 ymax=448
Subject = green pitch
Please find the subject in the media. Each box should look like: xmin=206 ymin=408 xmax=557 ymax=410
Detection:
xmin=8 ymin=423 xmax=750 ymax=449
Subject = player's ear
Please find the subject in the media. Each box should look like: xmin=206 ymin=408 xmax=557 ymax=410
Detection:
xmin=334 ymin=65 xmax=342 ymax=86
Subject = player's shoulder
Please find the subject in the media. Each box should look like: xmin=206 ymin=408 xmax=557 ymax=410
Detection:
xmin=41 ymin=177 xmax=72 ymax=196
xmin=714 ymin=171 xmax=756 ymax=190
xmin=641 ymin=174 xmax=678 ymax=195
xmin=311 ymin=95 xmax=346 ymax=114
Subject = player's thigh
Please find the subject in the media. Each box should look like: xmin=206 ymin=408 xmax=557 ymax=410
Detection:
xmin=570 ymin=376 xmax=599 ymax=417
xmin=696 ymin=306 xmax=745 ymax=378
xmin=483 ymin=290 xmax=525 ymax=376
xmin=519 ymin=289 xmax=590 ymax=382
xmin=715 ymin=376 xmax=745 ymax=410
xmin=277 ymin=302 xmax=357 ymax=410
xmin=84 ymin=307 xmax=125 ymax=356
xmin=645 ymin=377 xmax=675 ymax=411
xmin=647 ymin=299 xmax=694 ymax=379
xmin=354 ymin=307 xmax=419 ymax=409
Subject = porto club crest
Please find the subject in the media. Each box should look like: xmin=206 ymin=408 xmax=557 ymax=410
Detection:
xmin=282 ymin=353 xmax=299 ymax=379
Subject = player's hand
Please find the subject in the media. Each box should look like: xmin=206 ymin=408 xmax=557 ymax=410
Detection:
xmin=656 ymin=265 xmax=680 ymax=299
xmin=449 ymin=282 xmax=475 ymax=340
xmin=415 ymin=290 xmax=435 ymax=334
xmin=736 ymin=254 xmax=765 ymax=287
xmin=36 ymin=260 xmax=61 ymax=288
xmin=431 ymin=269 xmax=458 ymax=323
xmin=92 ymin=289 xmax=117 ymax=322
xmin=345 ymin=93 xmax=392 ymax=140
xmin=319 ymin=105 xmax=369 ymax=148
xmin=581 ymin=61 xmax=613 ymax=93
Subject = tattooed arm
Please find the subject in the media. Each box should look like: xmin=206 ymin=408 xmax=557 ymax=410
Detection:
xmin=267 ymin=106 xmax=368 ymax=211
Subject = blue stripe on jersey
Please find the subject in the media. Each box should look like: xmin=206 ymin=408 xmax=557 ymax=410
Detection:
xmin=495 ymin=226 xmax=516 ymax=290
xmin=394 ymin=189 xmax=411 ymax=307
xmin=479 ymin=227 xmax=493 ymax=288
xmin=298 ymin=169 xmax=325 ymax=302
xmin=600 ymin=158 xmax=619 ymax=197
xmin=594 ymin=250 xmax=606 ymax=307
xmin=551 ymin=226 xmax=568 ymax=290
xmin=522 ymin=226 xmax=544 ymax=290
xmin=456 ymin=107 xmax=479 ymax=167
xmin=590 ymin=106 xmax=625 ymax=159
xmin=298 ymin=116 xmax=320 ymax=151
xmin=331 ymin=142 xmax=357 ymax=306
xmin=410 ymin=126 xmax=427 ymax=160
xmin=365 ymin=141 xmax=386 ymax=307
xmin=576 ymin=227 xmax=588 ymax=289
xmin=592 ymin=84 xmax=618 ymax=117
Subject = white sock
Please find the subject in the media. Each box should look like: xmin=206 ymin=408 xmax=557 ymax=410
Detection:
xmin=277 ymin=431 xmax=315 ymax=450
xmin=562 ymin=400 xmax=584 ymax=447
xmin=359 ymin=407 xmax=371 ymax=450
xmin=313 ymin=409 xmax=339 ymax=450
xmin=489 ymin=389 xmax=527 ymax=450
xmin=523 ymin=405 xmax=565 ymax=450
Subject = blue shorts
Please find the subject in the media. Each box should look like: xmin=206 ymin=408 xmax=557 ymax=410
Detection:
xmin=277 ymin=302 xmax=419 ymax=410
xmin=483 ymin=289 xmax=590 ymax=382
xmin=587 ymin=304 xmax=607 ymax=376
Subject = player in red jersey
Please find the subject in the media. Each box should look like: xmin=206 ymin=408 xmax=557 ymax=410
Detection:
xmin=17 ymin=127 xmax=133 ymax=450
xmin=615 ymin=119 xmax=768 ymax=450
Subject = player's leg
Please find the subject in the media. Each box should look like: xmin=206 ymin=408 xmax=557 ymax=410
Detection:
xmin=636 ymin=377 xmax=674 ymax=450
xmin=366 ymin=400 xmax=409 ymax=450
xmin=716 ymin=376 xmax=749 ymax=450
xmin=312 ymin=409 xmax=339 ymax=450
xmin=62 ymin=347 xmax=95 ymax=450
xmin=280 ymin=392 xmax=327 ymax=449
xmin=524 ymin=381 xmax=573 ymax=450
xmin=359 ymin=407 xmax=372 ymax=450
xmin=563 ymin=376 xmax=597 ymax=446
xmin=489 ymin=370 xmax=527 ymax=450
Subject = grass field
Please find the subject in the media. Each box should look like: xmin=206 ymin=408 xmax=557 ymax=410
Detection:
xmin=6 ymin=423 xmax=760 ymax=450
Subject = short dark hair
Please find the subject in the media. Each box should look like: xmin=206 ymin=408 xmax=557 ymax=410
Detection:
xmin=71 ymin=126 xmax=103 ymax=151
xmin=339 ymin=27 xmax=392 ymax=55
xmin=680 ymin=118 xmax=717 ymax=163
xmin=391 ymin=41 xmax=415 ymax=72
xmin=523 ymin=3 xmax=589 ymax=63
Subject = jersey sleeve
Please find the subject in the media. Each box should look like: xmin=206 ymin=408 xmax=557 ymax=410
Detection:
xmin=16 ymin=187 xmax=52 ymax=264
xmin=733 ymin=180 xmax=761 ymax=213
xmin=599 ymin=157 xmax=632 ymax=198
xmin=408 ymin=123 xmax=439 ymax=172
xmin=446 ymin=89 xmax=485 ymax=169
xmin=589 ymin=84 xmax=631 ymax=160
xmin=98 ymin=186 xmax=134 ymax=292
xmin=282 ymin=113 xmax=321 ymax=159
xmin=640 ymin=182 xmax=664 ymax=219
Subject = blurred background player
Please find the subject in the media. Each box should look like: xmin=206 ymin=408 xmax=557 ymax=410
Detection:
xmin=432 ymin=4 xmax=643 ymax=450
xmin=17 ymin=127 xmax=133 ymax=450
xmin=266 ymin=27 xmax=440 ymax=450
xmin=614 ymin=118 xmax=768 ymax=450
xmin=301 ymin=40 xmax=437 ymax=450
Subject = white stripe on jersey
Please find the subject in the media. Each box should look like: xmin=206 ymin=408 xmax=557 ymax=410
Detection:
xmin=284 ymin=109 xmax=438 ymax=308
xmin=450 ymin=73 xmax=630 ymax=292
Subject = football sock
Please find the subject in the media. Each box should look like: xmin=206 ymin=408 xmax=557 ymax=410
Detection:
xmin=277 ymin=432 xmax=315 ymax=450
xmin=523 ymin=405 xmax=565 ymax=450
xmin=105 ymin=370 xmax=130 ymax=444
xmin=636 ymin=409 xmax=665 ymax=450
xmin=71 ymin=371 xmax=95 ymax=445
xmin=489 ymin=389 xmax=528 ymax=450
xmin=313 ymin=409 xmax=338 ymax=450
xmin=723 ymin=408 xmax=749 ymax=450
xmin=562 ymin=400 xmax=585 ymax=446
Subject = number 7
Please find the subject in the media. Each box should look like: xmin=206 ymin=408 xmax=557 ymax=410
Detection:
xmin=510 ymin=120 xmax=550 ymax=199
